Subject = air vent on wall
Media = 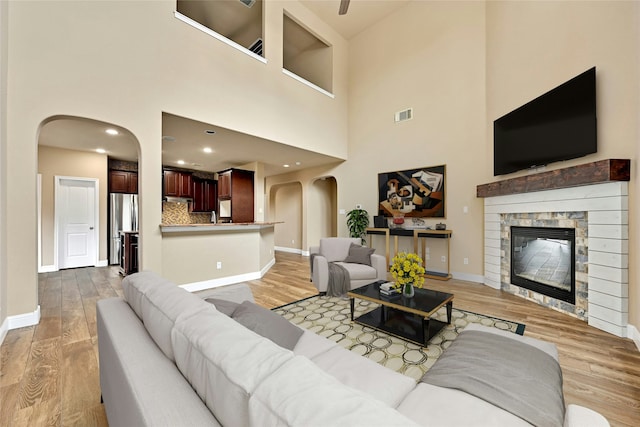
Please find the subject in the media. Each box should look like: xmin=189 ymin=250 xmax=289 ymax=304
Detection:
xmin=249 ymin=38 xmax=263 ymax=56
xmin=239 ymin=0 xmax=256 ymax=8
xmin=395 ymin=108 xmax=413 ymax=123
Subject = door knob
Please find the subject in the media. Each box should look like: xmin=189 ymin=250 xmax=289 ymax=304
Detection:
xmin=90 ymin=227 xmax=94 ymax=230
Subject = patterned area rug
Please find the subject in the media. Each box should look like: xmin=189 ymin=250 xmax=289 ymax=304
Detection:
xmin=273 ymin=295 xmax=525 ymax=381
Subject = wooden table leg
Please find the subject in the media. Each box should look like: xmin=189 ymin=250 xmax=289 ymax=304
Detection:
xmin=350 ymin=298 xmax=355 ymax=321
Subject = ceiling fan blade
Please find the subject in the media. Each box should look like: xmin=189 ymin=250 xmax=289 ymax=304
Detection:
xmin=338 ymin=0 xmax=350 ymax=15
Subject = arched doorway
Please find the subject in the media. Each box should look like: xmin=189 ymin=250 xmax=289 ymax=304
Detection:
xmin=37 ymin=116 xmax=140 ymax=272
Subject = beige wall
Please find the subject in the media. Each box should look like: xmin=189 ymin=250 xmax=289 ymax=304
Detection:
xmin=3 ymin=0 xmax=349 ymax=318
xmin=485 ymin=0 xmax=639 ymax=333
xmin=2 ymin=0 xmax=638 ymax=339
xmin=37 ymin=146 xmax=108 ymax=267
xmin=0 ymin=0 xmax=7 ymax=328
xmin=272 ymin=182 xmax=303 ymax=250
xmin=338 ymin=0 xmax=488 ymax=281
xmin=161 ymin=228 xmax=274 ymax=285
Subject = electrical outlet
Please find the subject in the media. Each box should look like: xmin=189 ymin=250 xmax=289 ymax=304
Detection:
xmin=216 ymin=261 xmax=222 ymax=269
xmin=425 ymin=254 xmax=430 ymax=260
xmin=464 ymin=258 xmax=469 ymax=265
xmin=425 ymin=247 xmax=430 ymax=254
xmin=441 ymin=256 xmax=446 ymax=263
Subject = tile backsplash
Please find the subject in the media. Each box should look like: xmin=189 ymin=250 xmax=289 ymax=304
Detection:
xmin=162 ymin=202 xmax=211 ymax=225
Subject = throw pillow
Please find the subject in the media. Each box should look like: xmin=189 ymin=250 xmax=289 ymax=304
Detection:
xmin=231 ymin=301 xmax=304 ymax=351
xmin=205 ymin=298 xmax=240 ymax=317
xmin=343 ymin=243 xmax=375 ymax=266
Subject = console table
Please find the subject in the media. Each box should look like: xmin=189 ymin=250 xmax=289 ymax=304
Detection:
xmin=366 ymin=228 xmax=453 ymax=281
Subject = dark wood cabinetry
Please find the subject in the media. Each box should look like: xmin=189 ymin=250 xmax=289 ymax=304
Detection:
xmin=163 ymin=170 xmax=193 ymax=198
xmin=110 ymin=170 xmax=138 ymax=194
xmin=217 ymin=168 xmax=254 ymax=223
xmin=191 ymin=178 xmax=218 ymax=213
xmin=119 ymin=231 xmax=138 ymax=276
xmin=217 ymin=170 xmax=232 ymax=199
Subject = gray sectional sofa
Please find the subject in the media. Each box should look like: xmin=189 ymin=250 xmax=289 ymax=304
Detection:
xmin=97 ymin=271 xmax=608 ymax=426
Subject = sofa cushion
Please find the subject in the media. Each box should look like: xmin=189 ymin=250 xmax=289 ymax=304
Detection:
xmin=122 ymin=271 xmax=211 ymax=362
xmin=336 ymin=261 xmax=378 ymax=280
xmin=171 ymin=308 xmax=294 ymax=427
xmin=205 ymin=297 xmax=239 ymax=316
xmin=310 ymin=345 xmax=417 ymax=407
xmin=96 ymin=298 xmax=221 ymax=427
xmin=320 ymin=237 xmax=360 ymax=262
xmin=249 ymin=355 xmax=420 ymax=426
xmin=292 ymin=330 xmax=337 ymax=360
xmin=231 ymin=300 xmax=304 ymax=351
xmin=343 ymin=242 xmax=375 ymax=266
xmin=398 ymin=382 xmax=531 ymax=426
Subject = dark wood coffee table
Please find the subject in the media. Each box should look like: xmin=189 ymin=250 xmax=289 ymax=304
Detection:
xmin=347 ymin=280 xmax=454 ymax=346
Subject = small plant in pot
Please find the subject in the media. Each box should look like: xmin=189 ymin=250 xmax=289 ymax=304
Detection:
xmin=346 ymin=208 xmax=369 ymax=245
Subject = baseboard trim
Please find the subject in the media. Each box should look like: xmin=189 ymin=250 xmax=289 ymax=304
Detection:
xmin=181 ymin=257 xmax=276 ymax=293
xmin=96 ymin=259 xmax=108 ymax=267
xmin=38 ymin=264 xmax=57 ymax=273
xmin=274 ymin=246 xmax=303 ymax=255
xmin=0 ymin=306 xmax=42 ymax=345
xmin=0 ymin=317 xmax=8 ymax=346
xmin=452 ymin=271 xmax=484 ymax=284
xmin=628 ymin=324 xmax=640 ymax=351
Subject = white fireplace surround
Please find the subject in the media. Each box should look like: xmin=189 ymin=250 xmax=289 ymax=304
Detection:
xmin=483 ymin=181 xmax=628 ymax=338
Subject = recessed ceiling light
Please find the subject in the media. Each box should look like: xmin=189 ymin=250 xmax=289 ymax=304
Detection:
xmin=203 ymin=147 xmax=213 ymax=154
xmin=205 ymin=130 xmax=216 ymax=135
xmin=283 ymin=164 xmax=290 ymax=168
xmin=177 ymin=160 xmax=185 ymax=165
xmin=105 ymin=128 xmax=118 ymax=136
xmin=295 ymin=161 xmax=301 ymax=166
xmin=96 ymin=148 xmax=106 ymax=154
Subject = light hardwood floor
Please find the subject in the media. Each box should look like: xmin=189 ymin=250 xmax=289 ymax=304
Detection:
xmin=1 ymin=252 xmax=639 ymax=426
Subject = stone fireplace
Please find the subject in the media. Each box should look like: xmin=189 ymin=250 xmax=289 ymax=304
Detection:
xmin=477 ymin=160 xmax=630 ymax=338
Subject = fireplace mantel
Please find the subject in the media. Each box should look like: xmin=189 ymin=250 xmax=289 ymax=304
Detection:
xmin=478 ymin=159 xmax=629 ymax=338
xmin=477 ymin=159 xmax=630 ymax=198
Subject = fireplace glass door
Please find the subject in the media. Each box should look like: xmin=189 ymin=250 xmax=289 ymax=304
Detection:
xmin=510 ymin=226 xmax=576 ymax=304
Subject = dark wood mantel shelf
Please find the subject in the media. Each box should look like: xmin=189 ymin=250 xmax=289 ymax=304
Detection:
xmin=477 ymin=159 xmax=630 ymax=198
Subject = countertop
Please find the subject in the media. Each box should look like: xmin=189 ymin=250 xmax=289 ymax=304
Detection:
xmin=160 ymin=222 xmax=282 ymax=233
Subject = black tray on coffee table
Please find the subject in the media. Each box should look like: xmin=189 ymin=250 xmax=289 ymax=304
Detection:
xmin=347 ymin=280 xmax=454 ymax=347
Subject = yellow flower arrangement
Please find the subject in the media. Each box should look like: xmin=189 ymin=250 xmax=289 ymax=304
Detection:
xmin=390 ymin=252 xmax=426 ymax=289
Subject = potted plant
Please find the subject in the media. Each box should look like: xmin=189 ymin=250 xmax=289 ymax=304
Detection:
xmin=346 ymin=208 xmax=370 ymax=245
xmin=390 ymin=252 xmax=426 ymax=298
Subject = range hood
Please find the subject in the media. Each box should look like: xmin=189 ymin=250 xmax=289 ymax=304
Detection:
xmin=163 ymin=196 xmax=193 ymax=204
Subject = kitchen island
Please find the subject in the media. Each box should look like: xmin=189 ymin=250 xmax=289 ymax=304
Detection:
xmin=159 ymin=222 xmax=281 ymax=291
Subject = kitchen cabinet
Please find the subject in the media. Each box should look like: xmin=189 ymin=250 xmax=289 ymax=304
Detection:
xmin=217 ymin=170 xmax=232 ymax=199
xmin=110 ymin=170 xmax=138 ymax=194
xmin=163 ymin=170 xmax=193 ymax=198
xmin=119 ymin=231 xmax=138 ymax=276
xmin=216 ymin=168 xmax=254 ymax=223
xmin=191 ymin=178 xmax=218 ymax=213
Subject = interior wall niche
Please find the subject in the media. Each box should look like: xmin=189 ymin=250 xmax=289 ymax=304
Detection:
xmin=283 ymin=12 xmax=333 ymax=93
xmin=176 ymin=0 xmax=264 ymax=56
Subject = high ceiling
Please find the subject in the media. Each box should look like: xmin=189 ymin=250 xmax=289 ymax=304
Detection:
xmin=38 ymin=0 xmax=410 ymax=177
xmin=300 ymin=0 xmax=410 ymax=40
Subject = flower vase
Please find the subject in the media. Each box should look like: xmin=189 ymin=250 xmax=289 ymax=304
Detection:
xmin=403 ymin=283 xmax=415 ymax=298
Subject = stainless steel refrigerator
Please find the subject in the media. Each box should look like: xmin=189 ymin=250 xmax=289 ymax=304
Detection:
xmin=109 ymin=193 xmax=139 ymax=264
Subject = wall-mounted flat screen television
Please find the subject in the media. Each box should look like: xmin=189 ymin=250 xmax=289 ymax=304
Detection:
xmin=493 ymin=67 xmax=597 ymax=176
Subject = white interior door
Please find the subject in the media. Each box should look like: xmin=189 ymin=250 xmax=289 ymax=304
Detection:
xmin=57 ymin=177 xmax=97 ymax=269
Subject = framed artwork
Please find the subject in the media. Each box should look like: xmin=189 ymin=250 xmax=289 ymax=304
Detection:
xmin=378 ymin=165 xmax=445 ymax=218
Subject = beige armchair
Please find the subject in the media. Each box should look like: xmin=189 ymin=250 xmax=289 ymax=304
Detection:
xmin=309 ymin=237 xmax=387 ymax=295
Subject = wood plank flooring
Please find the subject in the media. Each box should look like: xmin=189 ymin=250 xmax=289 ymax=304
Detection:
xmin=1 ymin=251 xmax=638 ymax=426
